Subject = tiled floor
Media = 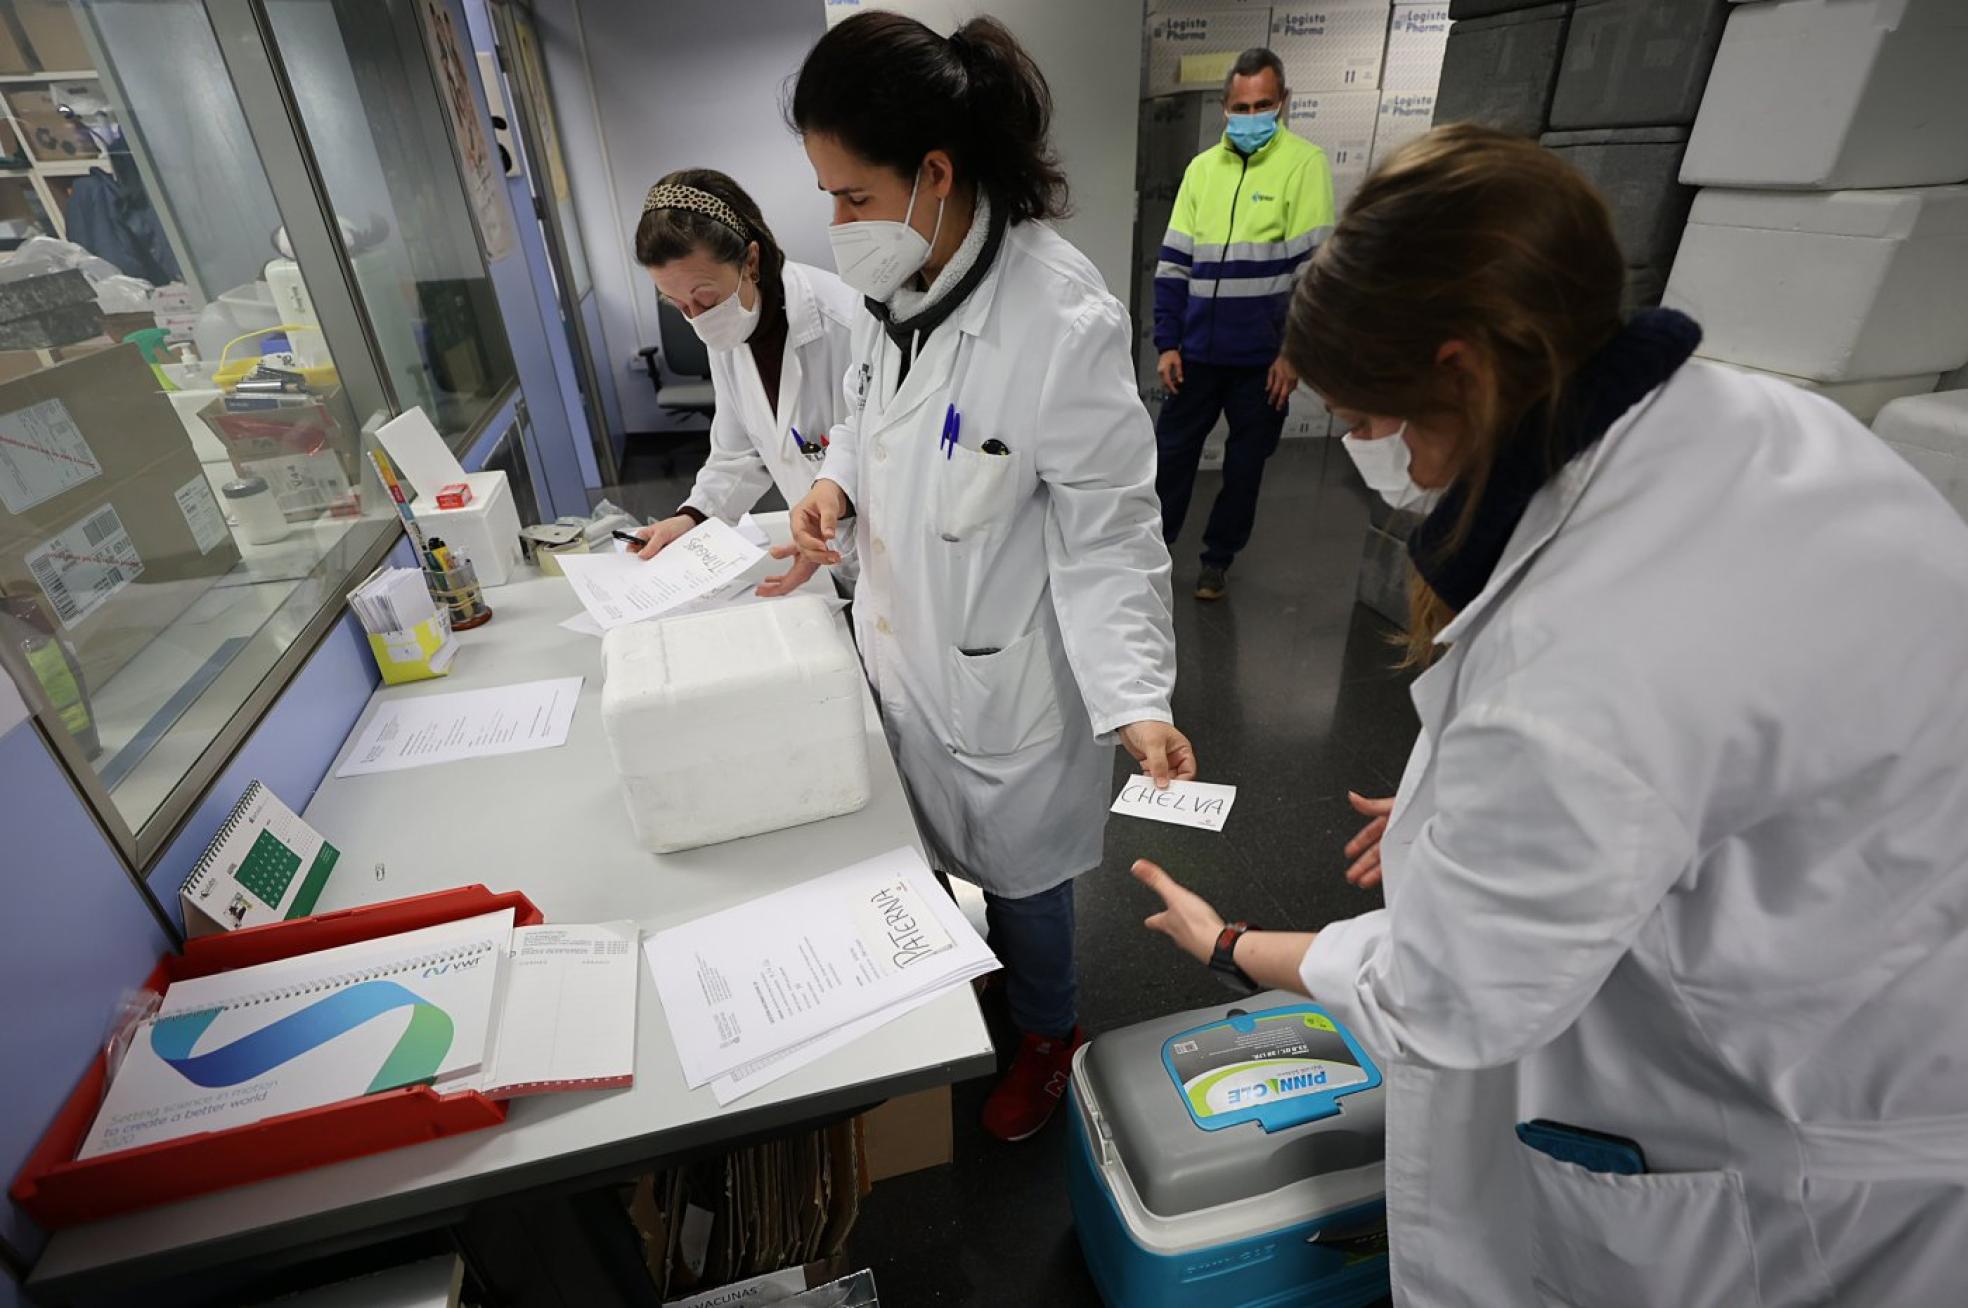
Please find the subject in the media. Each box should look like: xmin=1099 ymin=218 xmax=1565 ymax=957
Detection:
xmin=601 ymin=434 xmax=1419 ymax=1306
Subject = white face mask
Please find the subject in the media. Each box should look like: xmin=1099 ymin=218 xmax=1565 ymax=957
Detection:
xmin=686 ymin=275 xmax=759 ymax=350
xmin=1342 ymin=422 xmax=1442 ymax=513
xmin=827 ymin=170 xmax=943 ymax=303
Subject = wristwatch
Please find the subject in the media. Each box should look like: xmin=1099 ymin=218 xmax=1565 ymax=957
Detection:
xmin=1209 ymin=921 xmax=1259 ymax=995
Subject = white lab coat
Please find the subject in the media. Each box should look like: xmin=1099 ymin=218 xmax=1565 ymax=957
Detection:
xmin=1299 ymin=360 xmax=1968 ymax=1306
xmin=684 ymin=262 xmax=862 ymax=561
xmin=818 ymin=221 xmax=1177 ymax=898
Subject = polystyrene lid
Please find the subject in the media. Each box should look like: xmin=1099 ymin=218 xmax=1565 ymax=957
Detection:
xmin=1687 ymin=185 xmax=1968 ymax=240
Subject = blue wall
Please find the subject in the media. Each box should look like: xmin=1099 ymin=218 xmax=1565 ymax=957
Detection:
xmin=2 ymin=395 xmax=517 ymax=1276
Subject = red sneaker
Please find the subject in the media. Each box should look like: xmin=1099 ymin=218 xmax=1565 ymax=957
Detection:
xmin=981 ymin=1026 xmax=1086 ymax=1143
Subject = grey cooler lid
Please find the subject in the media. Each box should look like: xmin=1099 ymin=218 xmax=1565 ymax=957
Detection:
xmin=1081 ymin=991 xmax=1386 ymax=1218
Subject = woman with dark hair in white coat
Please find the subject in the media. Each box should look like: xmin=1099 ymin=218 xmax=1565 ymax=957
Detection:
xmin=776 ymin=13 xmax=1196 ymax=1143
xmin=1137 ymin=126 xmax=1968 ymax=1306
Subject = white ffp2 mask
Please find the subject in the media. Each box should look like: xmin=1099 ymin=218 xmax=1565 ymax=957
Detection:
xmin=827 ymin=171 xmax=943 ymax=303
xmin=1342 ymin=423 xmax=1442 ymax=513
xmin=687 ymin=278 xmax=760 ymax=350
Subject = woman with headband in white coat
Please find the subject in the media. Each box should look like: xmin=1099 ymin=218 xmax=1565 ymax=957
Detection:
xmin=630 ymin=169 xmax=860 ymax=585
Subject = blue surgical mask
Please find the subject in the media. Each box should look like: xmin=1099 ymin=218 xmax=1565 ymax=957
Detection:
xmin=1225 ymin=110 xmax=1279 ymax=154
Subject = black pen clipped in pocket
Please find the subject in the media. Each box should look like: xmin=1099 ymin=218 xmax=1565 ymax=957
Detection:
xmin=980 ymin=439 xmax=1011 ymax=457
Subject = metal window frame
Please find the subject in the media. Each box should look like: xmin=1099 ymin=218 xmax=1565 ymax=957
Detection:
xmin=488 ymin=0 xmax=614 ymax=486
xmin=26 ymin=0 xmax=515 ymax=913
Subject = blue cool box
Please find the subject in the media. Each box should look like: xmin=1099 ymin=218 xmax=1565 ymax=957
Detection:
xmin=1068 ymin=993 xmax=1391 ymax=1308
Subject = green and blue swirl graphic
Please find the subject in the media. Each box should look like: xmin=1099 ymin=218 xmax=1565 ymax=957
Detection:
xmin=152 ymin=980 xmax=454 ymax=1094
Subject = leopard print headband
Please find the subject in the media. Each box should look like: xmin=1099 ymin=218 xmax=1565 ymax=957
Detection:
xmin=641 ymin=183 xmax=750 ymax=241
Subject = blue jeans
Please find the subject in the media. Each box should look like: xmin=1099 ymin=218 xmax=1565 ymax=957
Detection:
xmin=1155 ymin=360 xmax=1287 ymax=569
xmin=985 ymin=880 xmax=1077 ymax=1040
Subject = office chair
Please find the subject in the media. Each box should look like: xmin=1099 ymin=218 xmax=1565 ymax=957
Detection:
xmin=635 ymin=300 xmax=718 ymax=477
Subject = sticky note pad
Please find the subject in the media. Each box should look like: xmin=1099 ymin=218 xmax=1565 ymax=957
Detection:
xmin=1180 ymin=51 xmax=1238 ymax=86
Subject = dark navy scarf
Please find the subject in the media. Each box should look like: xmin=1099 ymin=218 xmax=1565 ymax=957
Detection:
xmin=1410 ymin=307 xmax=1703 ymax=614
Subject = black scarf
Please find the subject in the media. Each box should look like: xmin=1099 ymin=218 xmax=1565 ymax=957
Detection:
xmin=867 ymin=202 xmax=1009 ymax=387
xmin=1410 ymin=307 xmax=1703 ymax=614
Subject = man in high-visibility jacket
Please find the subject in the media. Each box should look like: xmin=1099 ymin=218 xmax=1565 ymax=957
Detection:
xmin=1154 ymin=48 xmax=1336 ymax=601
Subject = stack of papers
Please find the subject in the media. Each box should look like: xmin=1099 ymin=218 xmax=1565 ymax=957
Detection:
xmin=469 ymin=921 xmax=640 ymax=1098
xmin=556 ymin=517 xmax=766 ymax=633
xmin=347 ymin=564 xmax=457 ymax=681
xmin=79 ymin=909 xmax=644 ymax=1159
xmin=644 ymin=848 xmax=999 ymax=1106
xmin=348 ymin=567 xmax=441 ymax=636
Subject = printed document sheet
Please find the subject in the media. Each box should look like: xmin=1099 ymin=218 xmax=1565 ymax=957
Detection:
xmin=335 ymin=677 xmax=582 ymax=777
xmin=644 ymin=847 xmax=997 ymax=1089
xmin=557 ymin=518 xmax=764 ymax=632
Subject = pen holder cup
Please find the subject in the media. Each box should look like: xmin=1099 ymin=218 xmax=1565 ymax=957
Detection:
xmin=423 ymin=559 xmax=493 ymax=630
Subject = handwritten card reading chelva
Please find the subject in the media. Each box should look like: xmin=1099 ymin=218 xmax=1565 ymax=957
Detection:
xmin=1111 ymin=778 xmax=1238 ymax=832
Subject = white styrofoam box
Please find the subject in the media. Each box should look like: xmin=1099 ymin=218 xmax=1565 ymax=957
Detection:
xmin=1872 ymin=390 xmax=1968 ymax=518
xmin=1271 ymin=3 xmax=1391 ymax=92
xmin=1146 ymin=8 xmax=1275 ymax=99
xmin=1708 ymin=360 xmax=1939 ymax=425
xmin=1681 ymin=0 xmax=1968 ymax=190
xmin=600 ymin=595 xmax=872 ymax=854
xmin=1381 ymin=4 xmax=1451 ymax=95
xmin=410 ymin=470 xmax=523 ymax=587
xmin=1663 ymin=186 xmax=1968 ymax=383
xmin=1371 ymin=90 xmax=1435 ymax=167
xmin=1289 ymin=89 xmax=1380 ymax=190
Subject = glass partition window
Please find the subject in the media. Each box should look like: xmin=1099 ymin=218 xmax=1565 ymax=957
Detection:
xmin=0 ymin=0 xmax=517 ymax=868
xmin=266 ymin=0 xmax=517 ymax=448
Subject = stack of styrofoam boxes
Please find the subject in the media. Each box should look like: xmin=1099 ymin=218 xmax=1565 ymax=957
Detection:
xmin=1369 ymin=4 xmax=1451 ymax=176
xmin=1145 ymin=4 xmax=1277 ymax=98
xmin=1538 ymin=0 xmax=1728 ymax=311
xmin=1431 ymin=0 xmax=1572 ymax=137
xmin=1269 ymin=2 xmax=1390 ymax=213
xmin=1267 ymin=3 xmax=1394 ymax=441
xmin=1132 ymin=86 xmax=1224 ymax=465
xmin=1663 ymin=0 xmax=1968 ymax=424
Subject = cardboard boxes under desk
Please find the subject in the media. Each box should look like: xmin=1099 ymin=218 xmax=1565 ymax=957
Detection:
xmin=0 ymin=344 xmax=239 ymax=690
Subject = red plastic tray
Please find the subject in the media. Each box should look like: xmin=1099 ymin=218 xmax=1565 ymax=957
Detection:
xmin=11 ymin=885 xmax=543 ymax=1229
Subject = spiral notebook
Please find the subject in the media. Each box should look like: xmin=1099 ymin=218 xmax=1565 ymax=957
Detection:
xmin=178 ymin=780 xmax=341 ymax=935
xmin=78 ymin=911 xmax=512 ymax=1160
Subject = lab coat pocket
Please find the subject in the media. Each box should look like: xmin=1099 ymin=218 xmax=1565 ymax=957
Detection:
xmin=948 ymin=630 xmax=1063 ymax=758
xmin=1521 ymin=1143 xmax=1760 ymax=1308
xmin=934 ymin=442 xmax=1017 ymax=543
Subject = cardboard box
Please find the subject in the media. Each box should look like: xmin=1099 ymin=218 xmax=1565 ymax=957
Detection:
xmin=1381 ymin=3 xmax=1452 ymax=95
xmin=860 ymin=1084 xmax=952 ymax=1183
xmin=7 ymin=87 xmax=99 ymax=163
xmin=1271 ymin=2 xmax=1392 ymax=92
xmin=1288 ymin=89 xmax=1380 ymax=206
xmin=0 ymin=345 xmax=239 ymax=691
xmin=15 ymin=0 xmax=94 ymax=72
xmin=1146 ymin=7 xmax=1275 ymax=98
xmin=1372 ymin=90 xmax=1437 ymax=167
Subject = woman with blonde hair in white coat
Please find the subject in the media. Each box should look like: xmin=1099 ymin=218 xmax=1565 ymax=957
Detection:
xmin=776 ymin=12 xmax=1196 ymax=1142
xmin=629 ymin=167 xmax=860 ymax=579
xmin=1136 ymin=124 xmax=1968 ymax=1306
